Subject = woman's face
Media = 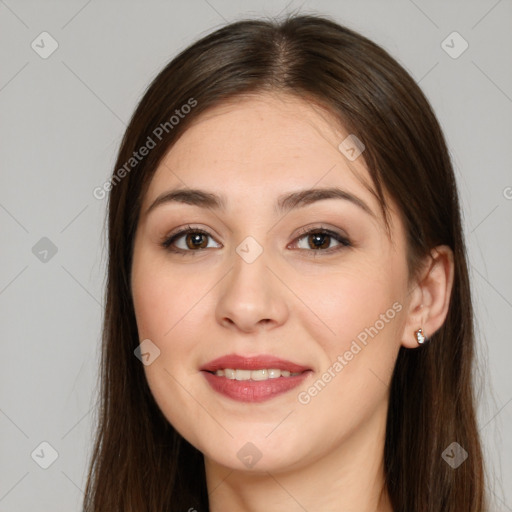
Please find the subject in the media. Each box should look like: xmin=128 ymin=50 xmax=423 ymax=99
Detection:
xmin=131 ymin=93 xmax=412 ymax=473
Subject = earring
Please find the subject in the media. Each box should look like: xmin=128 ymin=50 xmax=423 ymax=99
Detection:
xmin=415 ymin=328 xmax=426 ymax=345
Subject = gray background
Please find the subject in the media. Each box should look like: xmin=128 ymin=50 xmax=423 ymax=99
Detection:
xmin=0 ymin=0 xmax=511 ymax=510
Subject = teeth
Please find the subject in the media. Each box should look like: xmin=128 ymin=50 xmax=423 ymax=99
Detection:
xmin=235 ymin=369 xmax=252 ymax=381
xmin=214 ymin=368 xmax=301 ymax=380
xmin=251 ymin=369 xmax=268 ymax=381
xmin=224 ymin=369 xmax=236 ymax=379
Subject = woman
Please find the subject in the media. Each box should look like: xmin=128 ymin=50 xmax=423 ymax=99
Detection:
xmin=83 ymin=14 xmax=486 ymax=511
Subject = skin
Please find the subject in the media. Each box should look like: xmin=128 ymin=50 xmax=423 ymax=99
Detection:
xmin=131 ymin=93 xmax=454 ymax=511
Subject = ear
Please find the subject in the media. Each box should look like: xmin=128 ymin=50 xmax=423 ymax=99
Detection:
xmin=401 ymin=245 xmax=454 ymax=348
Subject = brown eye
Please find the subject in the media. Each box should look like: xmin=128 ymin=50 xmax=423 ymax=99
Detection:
xmin=183 ymin=232 xmax=209 ymax=250
xmin=306 ymin=232 xmax=331 ymax=250
xmin=294 ymin=229 xmax=351 ymax=253
xmin=161 ymin=227 xmax=221 ymax=253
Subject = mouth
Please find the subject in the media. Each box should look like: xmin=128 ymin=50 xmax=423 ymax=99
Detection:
xmin=208 ymin=368 xmax=302 ymax=380
xmin=200 ymin=354 xmax=312 ymax=403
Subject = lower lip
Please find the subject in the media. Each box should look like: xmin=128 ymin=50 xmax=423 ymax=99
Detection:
xmin=202 ymin=371 xmax=311 ymax=403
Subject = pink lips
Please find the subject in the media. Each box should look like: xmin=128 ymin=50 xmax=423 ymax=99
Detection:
xmin=200 ymin=353 xmax=311 ymax=403
xmin=200 ymin=354 xmax=310 ymax=373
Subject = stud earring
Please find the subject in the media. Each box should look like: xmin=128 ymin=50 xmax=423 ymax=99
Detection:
xmin=415 ymin=328 xmax=426 ymax=345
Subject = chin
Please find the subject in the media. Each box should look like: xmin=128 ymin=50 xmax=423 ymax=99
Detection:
xmin=195 ymin=429 xmax=319 ymax=475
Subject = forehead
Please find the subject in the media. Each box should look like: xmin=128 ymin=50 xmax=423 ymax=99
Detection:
xmin=143 ymin=93 xmax=380 ymax=216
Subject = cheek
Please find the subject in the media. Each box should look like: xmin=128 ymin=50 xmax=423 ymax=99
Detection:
xmin=131 ymin=248 xmax=208 ymax=342
xmin=131 ymin=276 xmax=175 ymax=341
xmin=131 ymin=253 xmax=213 ymax=446
xmin=295 ymin=253 xmax=407 ymax=399
xmin=290 ymin=274 xmax=404 ymax=448
xmin=300 ymin=257 xmax=405 ymax=346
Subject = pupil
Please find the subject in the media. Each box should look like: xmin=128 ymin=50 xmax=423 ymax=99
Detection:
xmin=310 ymin=233 xmax=329 ymax=249
xmin=187 ymin=233 xmax=207 ymax=249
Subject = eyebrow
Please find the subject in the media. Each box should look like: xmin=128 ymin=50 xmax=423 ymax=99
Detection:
xmin=144 ymin=186 xmax=375 ymax=218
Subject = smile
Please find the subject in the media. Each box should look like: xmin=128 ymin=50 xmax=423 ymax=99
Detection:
xmin=212 ymin=368 xmax=302 ymax=380
xmin=200 ymin=354 xmax=312 ymax=402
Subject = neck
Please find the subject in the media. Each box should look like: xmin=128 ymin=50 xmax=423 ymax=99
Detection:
xmin=205 ymin=401 xmax=393 ymax=512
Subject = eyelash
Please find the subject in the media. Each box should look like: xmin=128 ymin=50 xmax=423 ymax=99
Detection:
xmin=160 ymin=224 xmax=351 ymax=257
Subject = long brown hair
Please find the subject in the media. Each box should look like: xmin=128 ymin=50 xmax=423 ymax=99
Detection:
xmin=83 ymin=14 xmax=486 ymax=511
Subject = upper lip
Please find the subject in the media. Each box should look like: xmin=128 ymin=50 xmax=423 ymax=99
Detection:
xmin=200 ymin=354 xmax=310 ymax=373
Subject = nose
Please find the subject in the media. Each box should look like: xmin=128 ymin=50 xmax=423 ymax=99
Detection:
xmin=215 ymin=244 xmax=289 ymax=334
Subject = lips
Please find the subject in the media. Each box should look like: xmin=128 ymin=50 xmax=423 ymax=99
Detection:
xmin=200 ymin=353 xmax=312 ymax=403
xmin=200 ymin=354 xmax=310 ymax=373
